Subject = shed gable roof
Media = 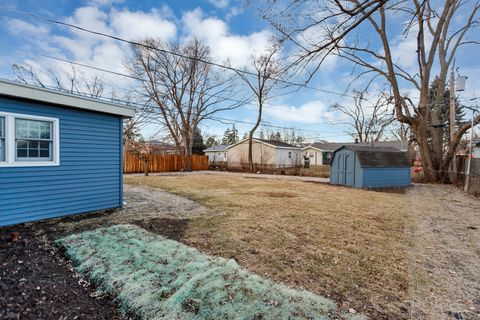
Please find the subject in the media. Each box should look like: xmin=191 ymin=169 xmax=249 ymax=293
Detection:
xmin=0 ymin=79 xmax=135 ymax=117
xmin=332 ymin=145 xmax=410 ymax=168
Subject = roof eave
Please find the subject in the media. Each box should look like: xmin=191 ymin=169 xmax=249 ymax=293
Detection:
xmin=0 ymin=79 xmax=135 ymax=118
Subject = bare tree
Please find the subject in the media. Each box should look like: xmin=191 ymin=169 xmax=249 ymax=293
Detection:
xmin=261 ymin=0 xmax=480 ymax=182
xmin=330 ymin=90 xmax=394 ymax=142
xmin=129 ymin=38 xmax=242 ymax=170
xmin=233 ymin=43 xmax=283 ymax=172
xmin=261 ymin=125 xmax=305 ymax=146
xmin=13 ymin=63 xmax=104 ymax=98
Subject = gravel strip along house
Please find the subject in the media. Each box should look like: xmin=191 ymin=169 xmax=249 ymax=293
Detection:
xmin=0 ymin=79 xmax=135 ymax=226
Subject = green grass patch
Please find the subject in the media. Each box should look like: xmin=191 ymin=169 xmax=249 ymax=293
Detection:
xmin=57 ymin=224 xmax=365 ymax=320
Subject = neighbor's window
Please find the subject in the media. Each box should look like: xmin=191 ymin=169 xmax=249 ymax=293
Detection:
xmin=16 ymin=118 xmax=53 ymax=160
xmin=0 ymin=117 xmax=5 ymax=162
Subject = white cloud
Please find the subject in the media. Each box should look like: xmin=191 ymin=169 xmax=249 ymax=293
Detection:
xmin=5 ymin=18 xmax=49 ymax=36
xmin=182 ymin=8 xmax=272 ymax=68
xmin=47 ymin=6 xmax=176 ymax=84
xmin=110 ymin=9 xmax=176 ymax=41
xmin=206 ymin=0 xmax=229 ymax=9
xmin=265 ymin=100 xmax=339 ymax=124
xmin=389 ymin=23 xmax=433 ymax=73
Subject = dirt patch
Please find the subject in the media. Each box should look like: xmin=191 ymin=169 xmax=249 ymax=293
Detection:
xmin=34 ymin=184 xmax=220 ymax=237
xmin=133 ymin=218 xmax=190 ymax=241
xmin=405 ymin=184 xmax=480 ymax=319
xmin=0 ymin=224 xmax=122 ymax=320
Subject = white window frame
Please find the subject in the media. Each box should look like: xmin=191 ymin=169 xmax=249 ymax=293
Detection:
xmin=0 ymin=111 xmax=60 ymax=167
xmin=0 ymin=116 xmax=5 ymax=162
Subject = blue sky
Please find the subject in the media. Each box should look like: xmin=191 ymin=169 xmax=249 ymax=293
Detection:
xmin=1 ymin=0 xmax=479 ymax=142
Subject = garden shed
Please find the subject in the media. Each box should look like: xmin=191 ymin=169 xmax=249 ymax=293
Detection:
xmin=330 ymin=145 xmax=410 ymax=188
xmin=0 ymin=80 xmax=135 ymax=226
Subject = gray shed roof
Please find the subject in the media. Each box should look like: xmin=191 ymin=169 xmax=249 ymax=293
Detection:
xmin=332 ymin=145 xmax=410 ymax=168
xmin=203 ymin=144 xmax=228 ymax=152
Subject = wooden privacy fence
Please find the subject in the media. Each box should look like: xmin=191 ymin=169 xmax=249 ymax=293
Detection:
xmin=123 ymin=152 xmax=209 ymax=174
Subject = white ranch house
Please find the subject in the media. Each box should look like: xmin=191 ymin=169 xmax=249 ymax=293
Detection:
xmin=227 ymin=138 xmax=301 ymax=168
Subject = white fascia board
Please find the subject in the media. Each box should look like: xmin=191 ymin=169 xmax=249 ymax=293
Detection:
xmin=0 ymin=79 xmax=135 ymax=118
xmin=302 ymin=146 xmax=325 ymax=152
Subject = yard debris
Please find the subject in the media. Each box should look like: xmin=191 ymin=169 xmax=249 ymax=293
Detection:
xmin=57 ymin=224 xmax=367 ymax=320
xmin=10 ymin=232 xmax=19 ymax=242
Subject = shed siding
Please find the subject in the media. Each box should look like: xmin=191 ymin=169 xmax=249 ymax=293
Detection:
xmin=362 ymin=168 xmax=410 ymax=188
xmin=0 ymin=96 xmax=122 ymax=226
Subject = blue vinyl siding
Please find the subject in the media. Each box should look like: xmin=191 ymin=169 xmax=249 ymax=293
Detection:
xmin=361 ymin=168 xmax=411 ymax=188
xmin=0 ymin=96 xmax=123 ymax=227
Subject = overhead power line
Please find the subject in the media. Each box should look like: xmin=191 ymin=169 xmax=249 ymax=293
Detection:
xmin=12 ymin=52 xmax=342 ymax=121
xmin=1 ymin=77 xmax=346 ymax=137
xmin=4 ymin=8 xmax=360 ymax=99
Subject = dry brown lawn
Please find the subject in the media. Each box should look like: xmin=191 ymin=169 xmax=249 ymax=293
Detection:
xmin=125 ymin=174 xmax=409 ymax=319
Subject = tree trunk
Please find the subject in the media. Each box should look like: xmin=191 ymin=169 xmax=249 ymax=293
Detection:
xmin=415 ymin=122 xmax=440 ymax=182
xmin=182 ymin=135 xmax=193 ymax=171
xmin=143 ymin=157 xmax=149 ymax=177
xmin=248 ymin=132 xmax=255 ymax=172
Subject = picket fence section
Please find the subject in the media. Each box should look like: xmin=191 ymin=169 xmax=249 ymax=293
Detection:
xmin=123 ymin=153 xmax=209 ymax=174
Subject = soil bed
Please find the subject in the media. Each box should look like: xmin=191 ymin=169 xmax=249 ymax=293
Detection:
xmin=0 ymin=224 xmax=122 ymax=320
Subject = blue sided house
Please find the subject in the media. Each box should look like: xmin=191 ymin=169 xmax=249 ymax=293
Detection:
xmin=330 ymin=145 xmax=411 ymax=189
xmin=0 ymin=80 xmax=135 ymax=227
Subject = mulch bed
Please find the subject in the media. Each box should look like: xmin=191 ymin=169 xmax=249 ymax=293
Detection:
xmin=0 ymin=223 xmax=123 ymax=320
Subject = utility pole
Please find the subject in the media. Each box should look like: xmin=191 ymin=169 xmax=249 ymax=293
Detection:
xmin=464 ymin=113 xmax=476 ymax=192
xmin=450 ymin=61 xmax=457 ymax=183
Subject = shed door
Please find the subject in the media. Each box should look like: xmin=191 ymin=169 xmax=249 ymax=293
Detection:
xmin=337 ymin=154 xmax=344 ymax=184
xmin=344 ymin=154 xmax=354 ymax=186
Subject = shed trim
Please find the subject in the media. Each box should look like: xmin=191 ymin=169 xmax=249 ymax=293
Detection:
xmin=0 ymin=79 xmax=135 ymax=118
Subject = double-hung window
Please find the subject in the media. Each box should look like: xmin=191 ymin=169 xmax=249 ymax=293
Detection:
xmin=0 ymin=112 xmax=59 ymax=167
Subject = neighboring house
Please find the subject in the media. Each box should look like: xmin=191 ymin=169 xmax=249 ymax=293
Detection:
xmin=303 ymin=140 xmax=409 ymax=166
xmin=227 ymin=138 xmax=301 ymax=168
xmin=330 ymin=145 xmax=410 ymax=188
xmin=203 ymin=144 xmax=228 ymax=162
xmin=144 ymin=141 xmax=183 ymax=155
xmin=0 ymin=79 xmax=135 ymax=227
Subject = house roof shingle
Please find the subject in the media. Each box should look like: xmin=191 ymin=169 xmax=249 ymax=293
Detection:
xmin=226 ymin=138 xmax=300 ymax=149
xmin=203 ymin=144 xmax=228 ymax=152
xmin=333 ymin=145 xmax=410 ymax=168
xmin=306 ymin=140 xmax=408 ymax=152
xmin=255 ymin=139 xmax=298 ymax=148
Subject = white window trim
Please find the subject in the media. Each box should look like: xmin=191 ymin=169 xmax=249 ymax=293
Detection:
xmin=0 ymin=111 xmax=60 ymax=167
